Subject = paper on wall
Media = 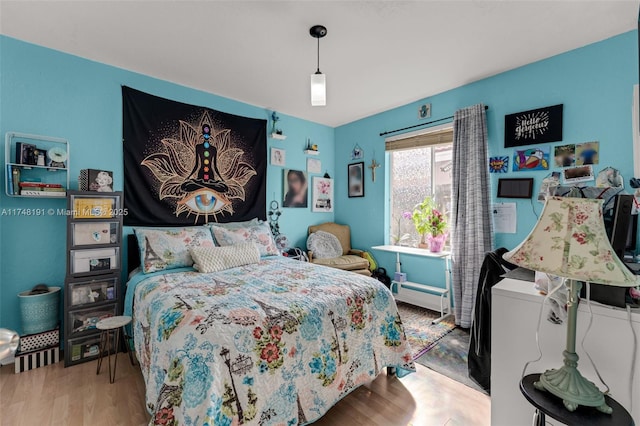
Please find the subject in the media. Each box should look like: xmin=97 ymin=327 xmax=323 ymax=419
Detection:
xmin=493 ymin=203 xmax=517 ymax=234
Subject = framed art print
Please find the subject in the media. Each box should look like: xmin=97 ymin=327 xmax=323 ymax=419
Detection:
xmin=504 ymin=104 xmax=563 ymax=148
xmin=270 ymin=147 xmax=286 ymax=167
xmin=348 ymin=162 xmax=365 ymax=198
xmin=312 ymin=177 xmax=334 ymax=212
xmin=307 ymin=158 xmax=321 ymax=174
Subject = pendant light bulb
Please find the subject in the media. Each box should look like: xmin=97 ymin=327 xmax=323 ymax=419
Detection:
xmin=310 ymin=72 xmax=326 ymax=107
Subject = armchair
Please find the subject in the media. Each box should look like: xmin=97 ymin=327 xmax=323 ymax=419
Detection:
xmin=307 ymin=222 xmax=371 ymax=276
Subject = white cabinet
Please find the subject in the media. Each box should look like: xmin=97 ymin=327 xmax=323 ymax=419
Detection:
xmin=491 ymin=278 xmax=640 ymax=425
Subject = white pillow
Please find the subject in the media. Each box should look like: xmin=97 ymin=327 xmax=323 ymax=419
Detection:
xmin=307 ymin=230 xmax=343 ymax=259
xmin=190 ymin=243 xmax=261 ymax=273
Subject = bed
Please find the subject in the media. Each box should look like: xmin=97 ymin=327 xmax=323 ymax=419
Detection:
xmin=124 ymin=228 xmax=415 ymax=426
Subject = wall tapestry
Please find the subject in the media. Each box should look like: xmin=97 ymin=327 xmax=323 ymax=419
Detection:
xmin=504 ymin=104 xmax=563 ymax=147
xmin=122 ymin=87 xmax=266 ymax=226
xmin=513 ymin=146 xmax=550 ymax=171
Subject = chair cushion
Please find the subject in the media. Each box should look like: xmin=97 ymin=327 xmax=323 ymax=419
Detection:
xmin=312 ymin=254 xmax=369 ymax=271
xmin=308 ymin=222 xmax=351 ymax=255
xmin=307 ymin=231 xmax=343 ymax=259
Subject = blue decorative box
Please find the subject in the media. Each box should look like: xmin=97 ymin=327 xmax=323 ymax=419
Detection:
xmin=18 ymin=287 xmax=61 ymax=334
xmin=394 ymin=272 xmax=407 ymax=282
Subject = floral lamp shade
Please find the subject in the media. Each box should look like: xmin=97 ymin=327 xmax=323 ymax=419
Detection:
xmin=503 ymin=196 xmax=636 ymax=287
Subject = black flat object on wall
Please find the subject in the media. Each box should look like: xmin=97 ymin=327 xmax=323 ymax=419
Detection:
xmin=497 ymin=178 xmax=534 ymax=199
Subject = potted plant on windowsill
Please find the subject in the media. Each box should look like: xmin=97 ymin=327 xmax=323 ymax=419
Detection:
xmin=412 ymin=197 xmax=448 ymax=253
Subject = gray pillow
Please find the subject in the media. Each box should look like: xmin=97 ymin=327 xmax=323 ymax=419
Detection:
xmin=307 ymin=231 xmax=343 ymax=259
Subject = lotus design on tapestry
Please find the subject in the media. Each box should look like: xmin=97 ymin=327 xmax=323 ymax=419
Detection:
xmin=141 ymin=111 xmax=257 ymax=223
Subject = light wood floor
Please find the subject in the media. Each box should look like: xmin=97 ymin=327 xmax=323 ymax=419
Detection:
xmin=0 ymin=359 xmax=489 ymax=426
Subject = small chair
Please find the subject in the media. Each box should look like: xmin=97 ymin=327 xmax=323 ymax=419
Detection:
xmin=307 ymin=222 xmax=371 ymax=276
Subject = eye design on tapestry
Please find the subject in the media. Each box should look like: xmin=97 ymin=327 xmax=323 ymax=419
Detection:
xmin=141 ymin=112 xmax=256 ymax=222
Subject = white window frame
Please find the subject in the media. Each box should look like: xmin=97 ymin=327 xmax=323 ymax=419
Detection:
xmin=386 ymin=124 xmax=454 ymax=246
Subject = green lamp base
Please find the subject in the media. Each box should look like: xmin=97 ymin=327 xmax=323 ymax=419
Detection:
xmin=534 ymin=350 xmax=612 ymax=414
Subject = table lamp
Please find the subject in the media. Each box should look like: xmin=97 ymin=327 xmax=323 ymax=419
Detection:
xmin=0 ymin=328 xmax=19 ymax=361
xmin=503 ymin=196 xmax=637 ymax=413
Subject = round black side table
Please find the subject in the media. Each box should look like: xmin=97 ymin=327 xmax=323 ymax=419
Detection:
xmin=520 ymin=374 xmax=634 ymax=426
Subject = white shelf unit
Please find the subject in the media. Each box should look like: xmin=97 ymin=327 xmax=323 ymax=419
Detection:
xmin=372 ymin=245 xmax=452 ymax=324
xmin=304 ymin=150 xmax=320 ymax=156
xmin=5 ymin=132 xmax=69 ymax=198
xmin=270 ymin=133 xmax=287 ymax=140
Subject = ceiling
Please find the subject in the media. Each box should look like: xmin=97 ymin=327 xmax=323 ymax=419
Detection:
xmin=0 ymin=1 xmax=638 ymax=127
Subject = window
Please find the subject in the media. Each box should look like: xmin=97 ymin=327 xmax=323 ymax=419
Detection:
xmin=387 ymin=127 xmax=453 ymax=247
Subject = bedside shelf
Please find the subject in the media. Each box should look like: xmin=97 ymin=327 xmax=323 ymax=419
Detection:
xmin=304 ymin=150 xmax=320 ymax=156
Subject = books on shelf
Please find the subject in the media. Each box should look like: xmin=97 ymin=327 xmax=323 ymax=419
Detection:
xmin=20 ymin=190 xmax=66 ymax=197
xmin=18 ymin=182 xmax=66 ymax=196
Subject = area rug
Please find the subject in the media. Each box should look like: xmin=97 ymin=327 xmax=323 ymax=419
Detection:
xmin=396 ymin=302 xmax=456 ymax=359
xmin=415 ymin=327 xmax=487 ymax=394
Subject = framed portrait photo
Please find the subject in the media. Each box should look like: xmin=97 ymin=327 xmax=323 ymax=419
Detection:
xmin=348 ymin=162 xmax=365 ymax=198
xmin=283 ymin=169 xmax=308 ymax=208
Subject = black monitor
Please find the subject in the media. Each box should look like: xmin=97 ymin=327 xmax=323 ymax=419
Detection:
xmin=605 ymin=194 xmax=636 ymax=259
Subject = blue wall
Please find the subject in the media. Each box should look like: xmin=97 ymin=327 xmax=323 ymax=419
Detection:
xmin=0 ymin=36 xmax=335 ymax=334
xmin=1 ymin=30 xmax=638 ymax=332
xmin=335 ymin=31 xmax=639 ymax=290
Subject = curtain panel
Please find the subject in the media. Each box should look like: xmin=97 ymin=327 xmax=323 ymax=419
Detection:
xmin=451 ymin=104 xmax=493 ymax=328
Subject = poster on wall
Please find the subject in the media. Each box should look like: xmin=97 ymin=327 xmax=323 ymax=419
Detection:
xmin=504 ymin=104 xmax=563 ymax=148
xmin=513 ymin=147 xmax=550 ymax=171
xmin=554 ymin=144 xmax=575 ymax=168
xmin=575 ymin=141 xmax=599 ymax=166
xmin=283 ymin=169 xmax=308 ymax=208
xmin=489 ymin=156 xmax=509 ymax=173
xmin=122 ymin=87 xmax=267 ymax=226
xmin=312 ymin=177 xmax=334 ymax=212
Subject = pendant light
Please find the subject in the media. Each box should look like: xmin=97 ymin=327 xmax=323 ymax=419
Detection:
xmin=309 ymin=25 xmax=327 ymax=107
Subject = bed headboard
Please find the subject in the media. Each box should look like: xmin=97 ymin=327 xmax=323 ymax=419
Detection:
xmin=127 ymin=234 xmax=140 ymax=274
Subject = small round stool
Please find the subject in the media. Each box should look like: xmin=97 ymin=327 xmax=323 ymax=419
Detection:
xmin=96 ymin=315 xmax=136 ymax=383
xmin=520 ymin=374 xmax=634 ymax=426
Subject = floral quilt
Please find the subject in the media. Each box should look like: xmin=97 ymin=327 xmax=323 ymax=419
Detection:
xmin=125 ymin=256 xmax=415 ymax=425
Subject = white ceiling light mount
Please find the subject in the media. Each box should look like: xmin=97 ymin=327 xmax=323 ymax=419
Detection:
xmin=309 ymin=25 xmax=327 ymax=107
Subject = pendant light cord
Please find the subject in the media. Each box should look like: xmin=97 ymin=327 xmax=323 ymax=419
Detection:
xmin=316 ymin=37 xmax=321 ymax=73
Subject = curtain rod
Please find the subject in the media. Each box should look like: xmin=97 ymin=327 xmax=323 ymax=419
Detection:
xmin=379 ymin=105 xmax=489 ymax=137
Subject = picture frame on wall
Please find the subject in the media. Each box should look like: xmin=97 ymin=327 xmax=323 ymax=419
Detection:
xmin=307 ymin=158 xmax=321 ymax=174
xmin=312 ymin=177 xmax=334 ymax=212
xmin=283 ymin=169 xmax=308 ymax=208
xmin=270 ymin=147 xmax=286 ymax=167
xmin=504 ymin=104 xmax=563 ymax=148
xmin=348 ymin=162 xmax=365 ymax=198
